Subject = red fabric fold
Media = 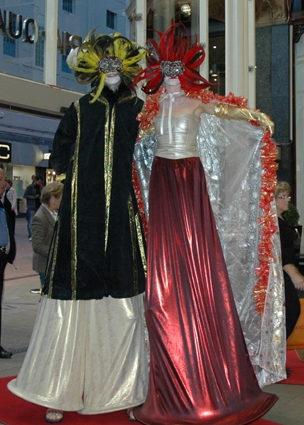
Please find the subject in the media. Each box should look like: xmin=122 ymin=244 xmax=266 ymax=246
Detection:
xmin=134 ymin=157 xmax=277 ymax=425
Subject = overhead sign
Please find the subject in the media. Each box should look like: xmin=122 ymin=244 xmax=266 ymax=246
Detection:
xmin=0 ymin=142 xmax=12 ymax=162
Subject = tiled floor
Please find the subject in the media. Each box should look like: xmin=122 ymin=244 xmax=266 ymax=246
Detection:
xmin=1 ymin=218 xmax=303 ymax=425
xmin=263 ymin=382 xmax=304 ymax=424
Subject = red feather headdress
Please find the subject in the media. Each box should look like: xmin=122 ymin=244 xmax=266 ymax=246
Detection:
xmin=132 ymin=23 xmax=213 ymax=94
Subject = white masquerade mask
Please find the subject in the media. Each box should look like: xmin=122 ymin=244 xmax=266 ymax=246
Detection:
xmin=164 ymin=77 xmax=180 ymax=86
xmin=105 ymin=73 xmax=121 ymax=86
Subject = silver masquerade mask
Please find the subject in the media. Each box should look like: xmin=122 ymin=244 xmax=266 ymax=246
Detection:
xmin=98 ymin=56 xmax=123 ymax=73
xmin=160 ymin=60 xmax=184 ymax=77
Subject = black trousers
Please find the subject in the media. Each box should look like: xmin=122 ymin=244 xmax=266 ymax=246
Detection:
xmin=284 ymin=271 xmax=301 ymax=339
xmin=8 ymin=211 xmax=16 ymax=235
xmin=0 ymin=252 xmax=8 ymax=346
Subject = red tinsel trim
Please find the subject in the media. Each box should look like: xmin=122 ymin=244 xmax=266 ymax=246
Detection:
xmin=137 ymin=89 xmax=248 ymax=131
xmin=187 ymin=90 xmax=248 ymax=108
xmin=254 ymin=130 xmax=278 ymax=315
xmin=136 ymin=87 xmax=165 ymax=129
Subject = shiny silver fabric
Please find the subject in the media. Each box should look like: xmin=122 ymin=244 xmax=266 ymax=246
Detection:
xmin=155 ymin=115 xmax=200 ymax=159
xmin=134 ymin=113 xmax=286 ymax=387
xmin=198 ymin=113 xmax=286 ymax=387
xmin=8 ymin=295 xmax=148 ymax=412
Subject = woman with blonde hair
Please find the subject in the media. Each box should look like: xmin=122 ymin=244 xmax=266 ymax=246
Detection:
xmin=31 ymin=181 xmax=63 ymax=290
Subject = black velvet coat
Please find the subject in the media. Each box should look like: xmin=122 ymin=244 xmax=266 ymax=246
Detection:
xmin=44 ymin=85 xmax=146 ymax=300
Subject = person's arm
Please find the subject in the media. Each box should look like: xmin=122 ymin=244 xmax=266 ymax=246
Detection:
xmin=31 ymin=214 xmax=51 ymax=258
xmin=50 ymin=102 xmax=78 ymax=175
xmin=24 ymin=185 xmax=39 ymax=200
xmin=279 ymin=218 xmax=304 ymax=290
xmin=23 ymin=185 xmax=29 ymax=200
xmin=11 ymin=188 xmax=17 ymax=211
xmin=213 ymin=103 xmax=274 ymax=135
xmin=283 ymin=264 xmax=304 ymax=290
xmin=193 ymin=102 xmax=215 ymax=118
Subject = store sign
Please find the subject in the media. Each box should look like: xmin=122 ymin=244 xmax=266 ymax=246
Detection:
xmin=0 ymin=143 xmax=12 ymax=162
xmin=0 ymin=9 xmax=82 ymax=52
xmin=0 ymin=9 xmax=38 ymax=43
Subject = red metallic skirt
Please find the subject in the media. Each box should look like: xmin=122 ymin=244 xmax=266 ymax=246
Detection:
xmin=134 ymin=157 xmax=277 ymax=425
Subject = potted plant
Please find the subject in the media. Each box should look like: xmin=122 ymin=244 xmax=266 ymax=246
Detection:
xmin=283 ymin=203 xmax=300 ymax=227
xmin=283 ymin=202 xmax=302 ymax=254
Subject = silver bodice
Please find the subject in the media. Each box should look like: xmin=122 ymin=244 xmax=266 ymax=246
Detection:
xmin=154 ymin=114 xmax=200 ymax=159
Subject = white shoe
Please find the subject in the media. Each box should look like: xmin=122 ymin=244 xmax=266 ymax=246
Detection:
xmin=28 ymin=237 xmax=32 ymax=241
xmin=295 ymin=349 xmax=304 ymax=362
xmin=30 ymin=289 xmax=41 ymax=294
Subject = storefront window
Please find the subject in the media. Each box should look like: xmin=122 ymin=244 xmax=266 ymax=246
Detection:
xmin=209 ymin=33 xmax=225 ymax=95
xmin=146 ymin=1 xmax=199 ymax=40
xmin=209 ymin=1 xmax=225 ymax=95
xmin=145 ymin=0 xmax=225 ymax=95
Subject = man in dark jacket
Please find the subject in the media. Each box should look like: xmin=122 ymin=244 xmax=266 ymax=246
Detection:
xmin=23 ymin=175 xmax=42 ymax=240
xmin=0 ymin=168 xmax=16 ymax=358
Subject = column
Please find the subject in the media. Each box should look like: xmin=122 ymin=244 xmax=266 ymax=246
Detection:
xmin=248 ymin=0 xmax=256 ymax=108
xmin=295 ymin=32 xmax=304 ymax=250
xmin=225 ymin=0 xmax=256 ymax=107
xmin=199 ymin=0 xmax=209 ymax=82
xmin=135 ymin=0 xmax=146 ymax=51
xmin=44 ymin=0 xmax=58 ymax=85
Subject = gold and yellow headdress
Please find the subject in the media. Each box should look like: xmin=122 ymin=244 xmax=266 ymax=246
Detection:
xmin=67 ymin=28 xmax=146 ymax=103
